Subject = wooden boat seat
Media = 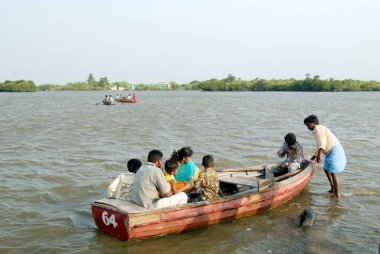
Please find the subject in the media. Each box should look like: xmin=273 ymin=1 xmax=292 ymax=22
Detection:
xmin=93 ymin=198 xmax=147 ymax=213
xmin=219 ymin=176 xmax=258 ymax=188
xmin=219 ymin=176 xmax=258 ymax=196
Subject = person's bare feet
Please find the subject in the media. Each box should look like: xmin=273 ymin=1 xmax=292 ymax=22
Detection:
xmin=330 ymin=192 xmax=340 ymax=198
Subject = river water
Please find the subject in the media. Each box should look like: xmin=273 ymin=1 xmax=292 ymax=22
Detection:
xmin=0 ymin=91 xmax=379 ymax=254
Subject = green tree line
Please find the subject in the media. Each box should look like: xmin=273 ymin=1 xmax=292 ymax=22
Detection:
xmin=0 ymin=80 xmax=37 ymax=92
xmin=38 ymin=74 xmax=113 ymax=91
xmin=2 ymin=74 xmax=379 ymax=92
xmin=190 ymin=74 xmax=380 ymax=92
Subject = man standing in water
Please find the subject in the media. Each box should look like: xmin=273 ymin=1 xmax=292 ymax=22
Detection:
xmin=304 ymin=115 xmax=347 ymax=198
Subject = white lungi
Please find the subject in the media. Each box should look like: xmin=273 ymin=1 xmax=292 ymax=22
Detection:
xmin=153 ymin=192 xmax=188 ymax=209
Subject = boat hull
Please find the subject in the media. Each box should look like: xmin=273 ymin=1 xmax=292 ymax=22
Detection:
xmin=116 ymin=98 xmax=136 ymax=103
xmin=92 ymin=163 xmax=314 ymax=240
xmin=102 ymin=100 xmax=116 ymax=105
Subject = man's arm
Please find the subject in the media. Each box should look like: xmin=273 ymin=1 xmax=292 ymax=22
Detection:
xmin=156 ymin=170 xmax=172 ymax=197
xmin=277 ymin=142 xmax=288 ymax=158
xmin=107 ymin=175 xmax=121 ymax=198
xmin=162 ymin=190 xmax=174 ymax=197
xmin=311 ymin=148 xmax=324 ymax=163
xmin=316 ymin=148 xmax=324 ymax=163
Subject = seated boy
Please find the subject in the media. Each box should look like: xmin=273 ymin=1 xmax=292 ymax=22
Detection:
xmin=163 ymin=160 xmax=191 ymax=194
xmin=107 ymin=158 xmax=142 ymax=201
xmin=190 ymin=155 xmax=219 ymax=202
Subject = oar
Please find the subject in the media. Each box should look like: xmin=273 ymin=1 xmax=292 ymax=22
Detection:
xmin=216 ymin=166 xmax=265 ymax=172
xmin=95 ymin=100 xmax=104 ymax=105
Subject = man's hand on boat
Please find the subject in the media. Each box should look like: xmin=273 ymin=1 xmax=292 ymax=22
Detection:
xmin=310 ymin=155 xmax=321 ymax=163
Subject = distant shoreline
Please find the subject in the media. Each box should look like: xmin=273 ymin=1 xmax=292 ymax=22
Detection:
xmin=2 ymin=75 xmax=380 ymax=92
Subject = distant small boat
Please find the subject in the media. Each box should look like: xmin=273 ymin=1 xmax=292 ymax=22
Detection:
xmin=116 ymin=97 xmax=137 ymax=103
xmin=103 ymin=99 xmax=116 ymax=105
xmin=91 ymin=160 xmax=314 ymax=241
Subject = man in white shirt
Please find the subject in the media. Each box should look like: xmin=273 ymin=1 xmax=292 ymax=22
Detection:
xmin=107 ymin=159 xmax=142 ymax=201
xmin=131 ymin=150 xmax=187 ymax=209
xmin=304 ymin=114 xmax=346 ymax=198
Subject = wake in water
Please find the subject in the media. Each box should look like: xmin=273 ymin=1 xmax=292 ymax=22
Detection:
xmin=69 ymin=210 xmax=97 ymax=229
xmin=340 ymin=188 xmax=380 ymax=197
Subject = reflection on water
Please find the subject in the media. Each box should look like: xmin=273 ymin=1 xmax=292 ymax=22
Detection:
xmin=0 ymin=91 xmax=379 ymax=253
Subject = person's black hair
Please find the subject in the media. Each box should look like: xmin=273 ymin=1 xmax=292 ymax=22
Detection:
xmin=202 ymin=154 xmax=214 ymax=168
xmin=170 ymin=147 xmax=193 ymax=161
xmin=147 ymin=150 xmax=163 ymax=163
xmin=304 ymin=115 xmax=319 ymax=125
xmin=165 ymin=159 xmax=178 ymax=174
xmin=284 ymin=133 xmax=296 ymax=146
xmin=127 ymin=159 xmax=142 ymax=173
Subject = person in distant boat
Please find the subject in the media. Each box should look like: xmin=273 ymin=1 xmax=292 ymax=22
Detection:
xmin=171 ymin=147 xmax=201 ymax=191
xmin=189 ymin=155 xmax=219 ymax=202
xmin=132 ymin=93 xmax=136 ymax=100
xmin=115 ymin=94 xmax=120 ymax=100
xmin=131 ymin=150 xmax=188 ymax=209
xmin=304 ymin=115 xmax=346 ymax=198
xmin=105 ymin=95 xmax=114 ymax=101
xmin=107 ymin=159 xmax=142 ymax=201
xmin=127 ymin=93 xmax=132 ymax=100
xmin=163 ymin=160 xmax=191 ymax=194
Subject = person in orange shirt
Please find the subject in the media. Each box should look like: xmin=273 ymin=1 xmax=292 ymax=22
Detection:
xmin=162 ymin=160 xmax=191 ymax=194
xmin=304 ymin=115 xmax=347 ymax=198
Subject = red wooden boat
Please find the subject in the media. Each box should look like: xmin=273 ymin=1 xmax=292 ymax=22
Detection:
xmin=91 ymin=161 xmax=314 ymax=240
xmin=116 ymin=96 xmax=136 ymax=103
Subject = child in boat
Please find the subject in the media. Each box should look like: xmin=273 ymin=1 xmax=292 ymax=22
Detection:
xmin=190 ymin=155 xmax=219 ymax=202
xmin=107 ymin=158 xmax=142 ymax=201
xmin=163 ymin=160 xmax=191 ymax=194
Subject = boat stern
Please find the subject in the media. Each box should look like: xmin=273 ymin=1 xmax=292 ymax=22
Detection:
xmin=91 ymin=201 xmax=130 ymax=240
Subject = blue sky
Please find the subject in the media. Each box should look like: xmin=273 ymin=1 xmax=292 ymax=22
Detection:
xmin=0 ymin=0 xmax=379 ymax=85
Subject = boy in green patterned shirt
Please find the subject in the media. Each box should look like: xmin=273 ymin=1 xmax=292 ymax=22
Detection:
xmin=191 ymin=155 xmax=219 ymax=202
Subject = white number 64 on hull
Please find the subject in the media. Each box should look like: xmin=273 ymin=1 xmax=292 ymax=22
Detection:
xmin=102 ymin=211 xmax=118 ymax=228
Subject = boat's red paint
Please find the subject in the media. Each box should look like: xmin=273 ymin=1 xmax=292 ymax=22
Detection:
xmin=92 ymin=207 xmax=130 ymax=240
xmin=116 ymin=98 xmax=136 ymax=103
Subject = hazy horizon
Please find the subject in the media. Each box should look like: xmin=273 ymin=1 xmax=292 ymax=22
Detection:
xmin=1 ymin=0 xmax=379 ymax=85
